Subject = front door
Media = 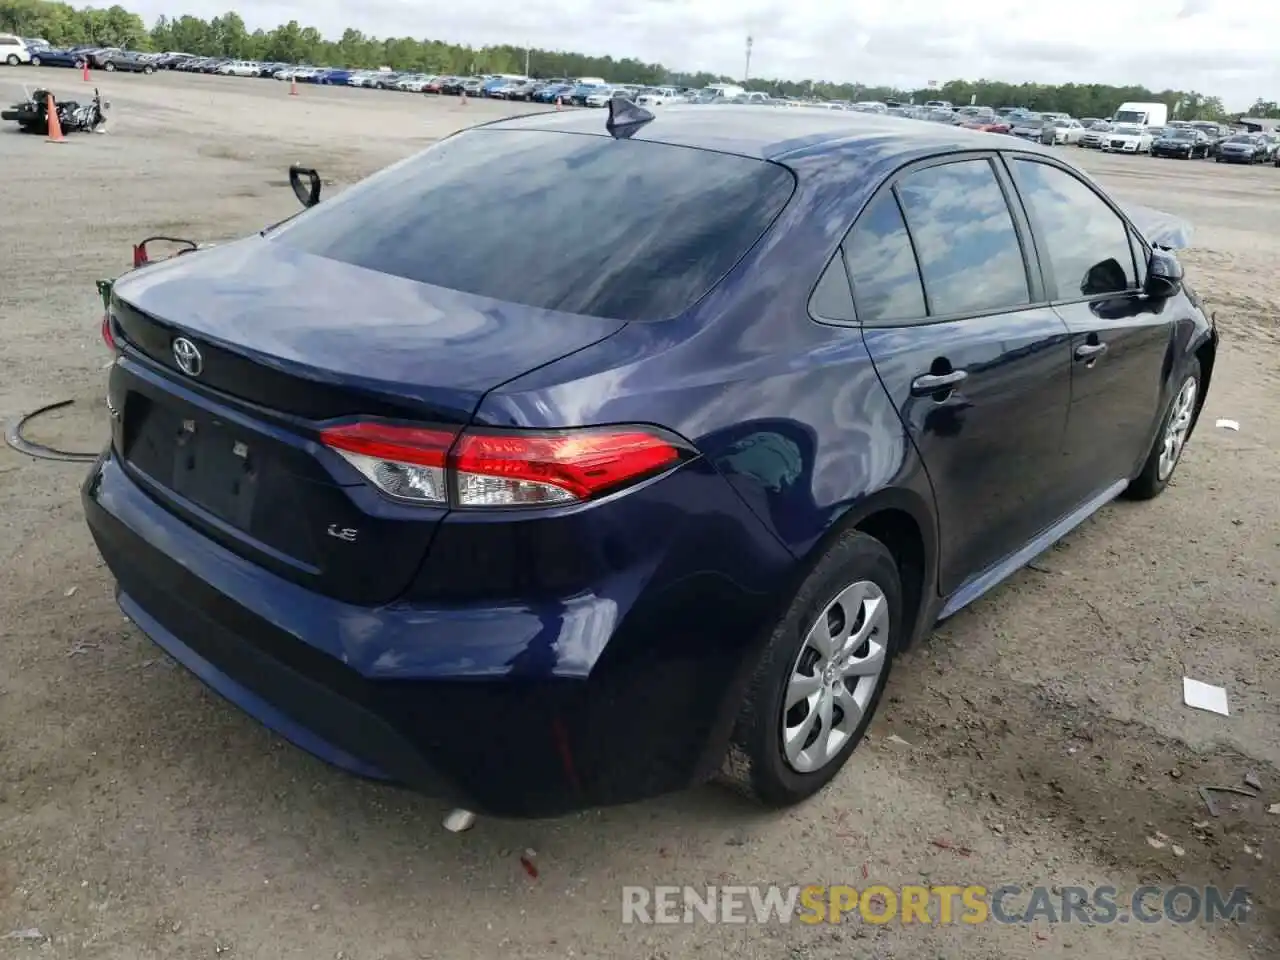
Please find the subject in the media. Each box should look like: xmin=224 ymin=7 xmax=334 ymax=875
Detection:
xmin=1004 ymin=156 xmax=1176 ymax=501
xmin=848 ymin=155 xmax=1075 ymax=597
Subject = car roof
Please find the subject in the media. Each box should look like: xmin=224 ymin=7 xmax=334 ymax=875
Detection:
xmin=486 ymin=103 xmax=1049 ymax=162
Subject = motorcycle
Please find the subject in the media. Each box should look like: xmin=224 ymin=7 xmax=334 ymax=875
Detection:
xmin=2 ymin=87 xmax=110 ymax=134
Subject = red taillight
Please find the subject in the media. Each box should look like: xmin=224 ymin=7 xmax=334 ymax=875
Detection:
xmin=101 ymin=312 xmax=117 ymax=352
xmin=320 ymin=422 xmax=691 ymax=507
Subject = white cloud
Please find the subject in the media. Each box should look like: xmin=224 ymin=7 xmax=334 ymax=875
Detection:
xmin=130 ymin=0 xmax=1280 ymax=108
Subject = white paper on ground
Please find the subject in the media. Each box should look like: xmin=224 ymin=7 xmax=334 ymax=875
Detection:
xmin=1215 ymin=419 xmax=1240 ymax=431
xmin=1183 ymin=678 xmax=1230 ymax=716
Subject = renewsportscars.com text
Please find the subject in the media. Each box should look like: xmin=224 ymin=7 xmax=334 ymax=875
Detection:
xmin=621 ymin=884 xmax=1252 ymax=925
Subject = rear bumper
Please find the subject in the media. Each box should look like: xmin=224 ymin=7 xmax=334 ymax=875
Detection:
xmin=83 ymin=450 xmax=784 ymax=816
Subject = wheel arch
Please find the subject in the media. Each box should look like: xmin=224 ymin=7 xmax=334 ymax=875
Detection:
xmin=801 ymin=486 xmax=940 ymax=652
xmin=1187 ymin=324 xmax=1218 ymax=440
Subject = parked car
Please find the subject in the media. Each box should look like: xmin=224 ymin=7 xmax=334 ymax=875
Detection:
xmin=100 ymin=50 xmax=156 ymax=74
xmin=567 ymin=83 xmax=602 ymax=106
xmin=0 ymin=33 xmax=33 ymax=65
xmin=1041 ymin=118 xmax=1085 ymax=145
xmin=532 ymin=82 xmax=574 ymax=103
xmin=961 ymin=119 xmax=1012 ymax=134
xmin=1079 ymin=121 xmax=1113 ymax=149
xmin=395 ymin=74 xmax=433 ymax=92
xmin=217 ymin=60 xmax=260 ymax=77
xmin=1100 ymin=123 xmax=1153 ymax=154
xmin=584 ymin=86 xmax=626 ymax=107
xmin=88 ymin=108 xmax=1216 ymax=819
xmin=26 ymin=46 xmax=88 ymax=68
xmin=1255 ymin=133 xmax=1280 ymax=161
xmin=492 ymin=79 xmax=538 ymax=100
xmin=1008 ymin=114 xmax=1045 ymax=140
xmin=1215 ymin=133 xmax=1264 ymax=163
xmin=1150 ymin=127 xmax=1211 ymax=159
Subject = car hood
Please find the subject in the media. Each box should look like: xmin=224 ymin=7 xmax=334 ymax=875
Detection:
xmin=1120 ymin=203 xmax=1193 ymax=250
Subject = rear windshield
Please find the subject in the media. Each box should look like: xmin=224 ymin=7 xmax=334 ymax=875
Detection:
xmin=270 ymin=129 xmax=795 ymax=321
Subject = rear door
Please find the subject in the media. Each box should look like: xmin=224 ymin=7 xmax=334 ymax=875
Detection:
xmin=1002 ymin=155 xmax=1174 ymax=504
xmin=853 ymin=154 xmax=1075 ymax=597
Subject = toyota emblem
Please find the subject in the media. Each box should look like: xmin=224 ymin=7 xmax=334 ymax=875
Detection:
xmin=172 ymin=337 xmax=203 ymax=377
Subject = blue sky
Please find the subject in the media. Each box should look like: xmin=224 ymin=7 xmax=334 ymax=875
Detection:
xmin=129 ymin=0 xmax=1278 ymax=108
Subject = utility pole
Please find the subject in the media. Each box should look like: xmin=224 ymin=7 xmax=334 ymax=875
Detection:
xmin=524 ymin=47 xmax=530 ymax=77
xmin=744 ymin=35 xmax=753 ymax=84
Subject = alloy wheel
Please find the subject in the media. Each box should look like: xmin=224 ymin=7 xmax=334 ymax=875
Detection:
xmin=1158 ymin=376 xmax=1197 ymax=481
xmin=781 ymin=580 xmax=889 ymax=774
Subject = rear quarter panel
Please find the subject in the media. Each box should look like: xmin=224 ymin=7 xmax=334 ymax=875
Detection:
xmin=475 ymin=138 xmax=943 ymax=597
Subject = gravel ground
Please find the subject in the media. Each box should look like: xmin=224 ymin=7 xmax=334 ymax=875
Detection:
xmin=0 ymin=68 xmax=1277 ymax=960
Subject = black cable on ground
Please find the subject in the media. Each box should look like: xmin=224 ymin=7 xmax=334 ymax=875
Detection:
xmin=3 ymin=399 xmax=101 ymax=462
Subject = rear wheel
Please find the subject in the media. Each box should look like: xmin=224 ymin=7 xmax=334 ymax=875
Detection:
xmin=30 ymin=55 xmax=42 ymax=66
xmin=143 ymin=65 xmax=154 ymax=75
xmin=6 ymin=54 xmax=19 ymax=66
xmin=104 ymin=61 xmax=115 ymax=72
xmin=1123 ymin=359 xmax=1201 ymax=501
xmin=719 ymin=530 xmax=902 ymax=806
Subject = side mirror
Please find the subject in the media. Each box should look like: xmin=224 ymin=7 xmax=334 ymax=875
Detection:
xmin=289 ymin=164 xmax=322 ymax=208
xmin=1145 ymin=248 xmax=1183 ymax=299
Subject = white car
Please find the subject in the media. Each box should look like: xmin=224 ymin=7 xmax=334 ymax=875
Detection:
xmin=635 ymin=87 xmax=686 ymax=106
xmin=1101 ymin=124 xmax=1153 ymax=154
xmin=0 ymin=33 xmax=32 ymax=65
xmin=217 ymin=60 xmax=260 ymax=77
xmin=584 ymin=87 xmax=624 ymax=107
xmin=397 ymin=74 xmax=434 ymax=92
xmin=347 ymin=71 xmax=380 ymax=87
xmin=1043 ymin=118 xmax=1085 ymax=145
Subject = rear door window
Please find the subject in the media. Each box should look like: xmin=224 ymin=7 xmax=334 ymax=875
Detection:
xmin=894 ymin=158 xmax=1031 ymax=316
xmin=271 ymin=129 xmax=795 ymax=322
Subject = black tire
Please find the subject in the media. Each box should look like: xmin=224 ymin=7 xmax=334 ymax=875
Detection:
xmin=104 ymin=61 xmax=115 ymax=72
xmin=719 ymin=530 xmax=903 ymax=807
xmin=6 ymin=54 xmax=19 ymax=66
xmin=1123 ymin=358 xmax=1202 ymax=501
xmin=30 ymin=55 xmax=41 ymax=67
xmin=143 ymin=65 xmax=153 ymax=75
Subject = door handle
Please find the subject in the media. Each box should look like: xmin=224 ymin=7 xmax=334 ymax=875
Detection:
xmin=1075 ymin=342 xmax=1107 ymax=360
xmin=910 ymin=370 xmax=968 ymax=396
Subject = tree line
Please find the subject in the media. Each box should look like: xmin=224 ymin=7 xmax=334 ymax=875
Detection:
xmin=2 ymin=0 xmax=1277 ymax=120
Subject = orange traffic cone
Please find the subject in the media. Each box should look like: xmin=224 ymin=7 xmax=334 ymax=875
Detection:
xmin=289 ymin=77 xmax=299 ymax=97
xmin=45 ymin=93 xmax=66 ymax=143
xmin=82 ymin=61 xmax=90 ymax=82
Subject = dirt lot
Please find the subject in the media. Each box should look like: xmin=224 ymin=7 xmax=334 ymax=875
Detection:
xmin=0 ymin=68 xmax=1277 ymax=959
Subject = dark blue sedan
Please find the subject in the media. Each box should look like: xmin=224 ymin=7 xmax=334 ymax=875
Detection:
xmin=28 ymin=46 xmax=89 ymax=68
xmin=84 ymin=104 xmax=1218 ymax=818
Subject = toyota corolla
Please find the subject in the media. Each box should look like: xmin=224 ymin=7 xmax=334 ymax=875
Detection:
xmin=84 ymin=103 xmax=1218 ymax=818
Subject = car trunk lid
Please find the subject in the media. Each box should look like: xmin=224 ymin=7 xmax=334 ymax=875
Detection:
xmin=108 ymin=237 xmax=626 ymax=605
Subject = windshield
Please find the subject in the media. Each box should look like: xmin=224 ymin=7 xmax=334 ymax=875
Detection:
xmin=1113 ymin=125 xmax=1143 ymax=135
xmin=1164 ymin=130 xmax=1195 ymax=140
xmin=1018 ymin=114 xmax=1043 ymax=123
xmin=1225 ymin=135 xmax=1253 ymax=143
xmin=271 ymin=129 xmax=796 ymax=322
xmin=1114 ymin=110 xmax=1148 ymax=124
